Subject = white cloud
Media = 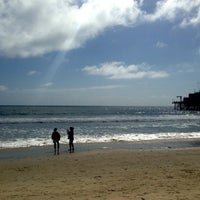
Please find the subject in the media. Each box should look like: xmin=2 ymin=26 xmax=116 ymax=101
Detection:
xmin=173 ymin=63 xmax=195 ymax=73
xmin=146 ymin=0 xmax=200 ymax=27
xmin=47 ymin=85 xmax=125 ymax=92
xmin=0 ymin=0 xmax=142 ymax=57
xmin=42 ymin=82 xmax=53 ymax=87
xmin=27 ymin=70 xmax=39 ymax=76
xmin=84 ymin=85 xmax=125 ymax=90
xmin=0 ymin=0 xmax=200 ymax=58
xmin=156 ymin=41 xmax=168 ymax=48
xmin=197 ymin=47 xmax=200 ymax=56
xmin=83 ymin=62 xmax=169 ymax=79
xmin=0 ymin=85 xmax=8 ymax=92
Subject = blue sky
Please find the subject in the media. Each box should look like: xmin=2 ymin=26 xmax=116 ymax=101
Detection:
xmin=0 ymin=0 xmax=200 ymax=106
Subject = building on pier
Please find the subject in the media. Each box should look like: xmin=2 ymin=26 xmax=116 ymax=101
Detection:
xmin=172 ymin=92 xmax=200 ymax=111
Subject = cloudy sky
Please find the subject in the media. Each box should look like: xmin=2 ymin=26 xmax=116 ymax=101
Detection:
xmin=0 ymin=0 xmax=200 ymax=106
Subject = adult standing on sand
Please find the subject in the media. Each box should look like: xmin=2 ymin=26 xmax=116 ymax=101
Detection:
xmin=51 ymin=128 xmax=61 ymax=155
xmin=67 ymin=127 xmax=74 ymax=153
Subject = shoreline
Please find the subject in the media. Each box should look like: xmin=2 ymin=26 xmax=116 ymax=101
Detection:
xmin=1 ymin=147 xmax=200 ymax=199
xmin=1 ymin=138 xmax=200 ymax=160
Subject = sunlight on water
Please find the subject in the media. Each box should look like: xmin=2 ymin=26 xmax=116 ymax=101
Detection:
xmin=1 ymin=106 xmax=200 ymax=148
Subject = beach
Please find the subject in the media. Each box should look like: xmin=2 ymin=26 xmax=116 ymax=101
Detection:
xmin=1 ymin=147 xmax=200 ymax=200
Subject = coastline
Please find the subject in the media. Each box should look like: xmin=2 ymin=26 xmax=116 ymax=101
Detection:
xmin=1 ymin=138 xmax=200 ymax=160
xmin=1 ymin=147 xmax=200 ymax=199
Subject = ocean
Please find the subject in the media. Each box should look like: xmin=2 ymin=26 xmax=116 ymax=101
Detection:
xmin=1 ymin=105 xmax=200 ymax=149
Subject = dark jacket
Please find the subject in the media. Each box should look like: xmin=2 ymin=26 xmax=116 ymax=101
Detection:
xmin=52 ymin=131 xmax=60 ymax=140
xmin=67 ymin=128 xmax=74 ymax=140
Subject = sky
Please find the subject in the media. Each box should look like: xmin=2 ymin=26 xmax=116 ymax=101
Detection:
xmin=0 ymin=0 xmax=200 ymax=106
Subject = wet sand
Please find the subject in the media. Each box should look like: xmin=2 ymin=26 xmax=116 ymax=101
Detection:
xmin=1 ymin=138 xmax=200 ymax=160
xmin=1 ymin=148 xmax=200 ymax=200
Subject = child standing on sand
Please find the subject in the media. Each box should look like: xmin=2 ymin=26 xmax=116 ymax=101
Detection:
xmin=51 ymin=128 xmax=61 ymax=155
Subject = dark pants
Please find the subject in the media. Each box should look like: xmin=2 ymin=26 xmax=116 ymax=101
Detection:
xmin=69 ymin=139 xmax=74 ymax=152
xmin=53 ymin=139 xmax=59 ymax=154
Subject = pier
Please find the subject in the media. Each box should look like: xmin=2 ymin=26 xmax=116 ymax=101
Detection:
xmin=172 ymin=92 xmax=200 ymax=111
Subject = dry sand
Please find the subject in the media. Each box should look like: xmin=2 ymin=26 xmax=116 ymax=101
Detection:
xmin=0 ymin=148 xmax=200 ymax=200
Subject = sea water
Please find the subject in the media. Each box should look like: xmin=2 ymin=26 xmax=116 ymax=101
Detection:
xmin=0 ymin=105 xmax=200 ymax=149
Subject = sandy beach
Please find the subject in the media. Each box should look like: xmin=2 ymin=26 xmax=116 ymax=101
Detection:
xmin=1 ymin=148 xmax=200 ymax=200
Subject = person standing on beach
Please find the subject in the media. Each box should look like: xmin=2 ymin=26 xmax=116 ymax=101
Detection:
xmin=67 ymin=127 xmax=74 ymax=153
xmin=51 ymin=128 xmax=61 ymax=155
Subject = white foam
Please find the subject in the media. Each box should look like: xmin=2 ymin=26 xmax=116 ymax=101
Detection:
xmin=1 ymin=132 xmax=200 ymax=149
xmin=74 ymin=132 xmax=200 ymax=143
xmin=0 ymin=138 xmax=52 ymax=149
xmin=1 ymin=113 xmax=200 ymax=124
